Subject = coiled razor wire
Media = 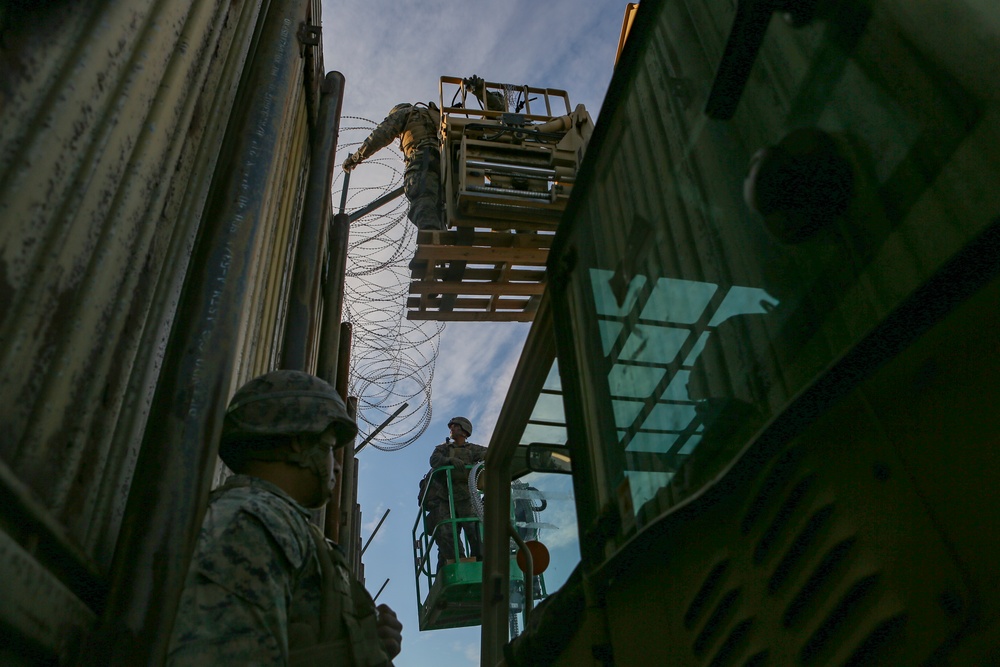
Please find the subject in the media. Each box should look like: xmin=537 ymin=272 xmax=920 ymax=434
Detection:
xmin=334 ymin=117 xmax=446 ymax=451
xmin=470 ymin=462 xmax=486 ymax=521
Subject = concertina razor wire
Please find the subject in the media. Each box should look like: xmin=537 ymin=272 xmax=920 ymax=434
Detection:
xmin=333 ymin=117 xmax=445 ymax=451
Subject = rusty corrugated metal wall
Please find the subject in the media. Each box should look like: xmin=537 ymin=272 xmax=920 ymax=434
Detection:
xmin=0 ymin=0 xmax=338 ymax=663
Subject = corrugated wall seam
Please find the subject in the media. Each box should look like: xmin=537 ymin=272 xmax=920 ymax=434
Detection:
xmin=34 ymin=0 xmax=255 ymax=522
xmin=83 ymin=0 xmax=268 ymax=564
xmin=238 ymin=85 xmax=310 ymax=382
xmin=0 ymin=0 xmax=196 ymax=400
xmin=271 ymin=100 xmax=313 ymax=370
xmin=79 ymin=0 xmax=319 ymax=662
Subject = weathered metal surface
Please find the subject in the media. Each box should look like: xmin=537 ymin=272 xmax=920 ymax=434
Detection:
xmin=533 ymin=0 xmax=1000 ymax=663
xmin=479 ymin=294 xmax=555 ymax=667
xmin=0 ymin=455 xmax=104 ymax=604
xmin=0 ymin=529 xmax=96 ymax=664
xmin=232 ymin=93 xmax=309 ymax=380
xmin=0 ymin=0 xmax=264 ymax=564
xmin=79 ymin=0 xmax=318 ymax=663
xmin=335 ymin=324 xmax=355 ymax=552
xmin=0 ymin=0 xmax=331 ymax=662
xmin=317 ymin=212 xmax=352 ymax=384
xmin=77 ymin=0 xmax=270 ymax=572
xmin=321 ymin=264 xmax=352 ymax=543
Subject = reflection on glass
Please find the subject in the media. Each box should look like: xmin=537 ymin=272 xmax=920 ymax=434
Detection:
xmin=541 ymin=362 xmax=562 ymax=392
xmin=619 ymin=325 xmax=689 ymax=363
xmin=591 ymin=270 xmax=646 ymax=317
xmin=640 ymin=276 xmax=718 ymax=323
xmin=608 ymin=364 xmax=665 ymax=398
xmin=530 ymin=393 xmax=566 ymax=422
xmin=590 ymin=269 xmax=779 ymax=516
xmin=520 ymin=360 xmax=569 ymax=448
xmin=626 ymin=432 xmax=680 ymax=454
xmin=528 ymin=444 xmax=572 ymax=475
xmin=508 ymin=472 xmax=579 ymax=640
xmin=515 ymin=473 xmax=579 ymax=588
xmin=521 ymin=423 xmax=568 ymax=445
xmin=563 ymin=0 xmax=986 ymax=565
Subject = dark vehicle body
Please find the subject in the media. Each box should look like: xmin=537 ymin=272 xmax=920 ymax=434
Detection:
xmin=480 ymin=1 xmax=1000 ymax=665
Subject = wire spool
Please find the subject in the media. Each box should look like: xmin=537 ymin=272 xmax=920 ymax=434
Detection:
xmin=470 ymin=462 xmax=486 ymax=520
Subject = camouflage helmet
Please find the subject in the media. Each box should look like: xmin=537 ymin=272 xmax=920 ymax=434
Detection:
xmin=448 ymin=416 xmax=473 ymax=437
xmin=220 ymin=370 xmax=357 ymax=469
xmin=389 ymin=102 xmax=413 ymax=115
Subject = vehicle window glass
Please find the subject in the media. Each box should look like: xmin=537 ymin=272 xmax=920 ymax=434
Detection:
xmin=507 ymin=360 xmax=579 ymax=638
xmin=556 ymin=0 xmax=997 ymax=553
xmin=509 ymin=471 xmax=579 ymax=638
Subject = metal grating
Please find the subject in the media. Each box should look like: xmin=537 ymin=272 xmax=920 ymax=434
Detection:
xmin=673 ymin=417 xmax=969 ymax=667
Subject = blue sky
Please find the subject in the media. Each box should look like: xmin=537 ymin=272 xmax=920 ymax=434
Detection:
xmin=320 ymin=2 xmax=630 ymax=664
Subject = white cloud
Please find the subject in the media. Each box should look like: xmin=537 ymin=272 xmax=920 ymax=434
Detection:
xmin=451 ymin=640 xmax=480 ymax=666
xmin=428 ymin=321 xmax=530 ymax=444
xmin=362 ymin=502 xmax=387 ymax=534
xmin=323 ymin=1 xmax=623 ymax=126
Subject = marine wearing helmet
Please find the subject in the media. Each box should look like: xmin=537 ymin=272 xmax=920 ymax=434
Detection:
xmin=448 ymin=416 xmax=473 ymax=438
xmin=167 ymin=371 xmax=402 ymax=665
xmin=423 ymin=416 xmax=488 ymax=567
xmin=219 ymin=370 xmax=357 ymax=504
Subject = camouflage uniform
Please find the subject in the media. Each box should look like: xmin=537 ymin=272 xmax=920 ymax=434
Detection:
xmin=425 ymin=440 xmax=488 ymax=566
xmin=167 ymin=475 xmax=390 ymax=667
xmin=345 ymin=103 xmax=444 ymax=231
xmin=463 ymin=74 xmax=506 ymax=112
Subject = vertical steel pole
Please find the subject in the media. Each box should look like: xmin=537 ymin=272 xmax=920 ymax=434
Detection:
xmin=480 ymin=295 xmax=556 ymax=667
xmin=281 ymin=71 xmax=346 ymax=371
xmin=339 ymin=392 xmax=358 ymax=561
xmin=319 ymin=141 xmax=352 ymax=544
xmin=325 ymin=322 xmax=353 ymax=543
xmin=316 ymin=213 xmax=351 ymax=383
xmin=352 ymin=497 xmax=362 ymax=577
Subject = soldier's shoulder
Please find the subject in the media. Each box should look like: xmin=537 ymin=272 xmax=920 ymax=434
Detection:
xmin=205 ymin=485 xmax=314 ymax=571
xmin=389 ymin=103 xmax=414 ymax=118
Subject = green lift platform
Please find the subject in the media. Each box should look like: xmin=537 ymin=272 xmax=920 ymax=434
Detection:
xmin=413 ymin=464 xmax=545 ymax=632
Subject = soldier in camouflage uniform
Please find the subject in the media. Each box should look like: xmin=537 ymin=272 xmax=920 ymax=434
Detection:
xmin=462 ymin=74 xmax=506 ymax=112
xmin=167 ymin=370 xmax=403 ymax=666
xmin=423 ymin=417 xmax=488 ymax=569
xmin=343 ymin=101 xmax=445 ymax=231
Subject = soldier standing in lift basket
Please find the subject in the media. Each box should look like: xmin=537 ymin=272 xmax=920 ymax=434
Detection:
xmin=422 ymin=416 xmax=487 ymax=570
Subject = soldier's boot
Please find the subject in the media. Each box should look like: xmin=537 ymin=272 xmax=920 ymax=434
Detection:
xmin=409 ymin=198 xmax=446 ymax=231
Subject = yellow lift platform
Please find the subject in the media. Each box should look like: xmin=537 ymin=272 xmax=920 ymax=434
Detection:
xmin=406 ymin=76 xmax=593 ymax=322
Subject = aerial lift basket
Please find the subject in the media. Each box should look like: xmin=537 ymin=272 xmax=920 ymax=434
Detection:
xmin=406 ymin=76 xmax=593 ymax=322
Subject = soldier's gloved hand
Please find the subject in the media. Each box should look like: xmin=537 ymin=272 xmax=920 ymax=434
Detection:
xmin=375 ymin=604 xmax=403 ymax=659
xmin=464 ymin=74 xmax=483 ymax=91
xmin=342 ymin=153 xmax=360 ymax=173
